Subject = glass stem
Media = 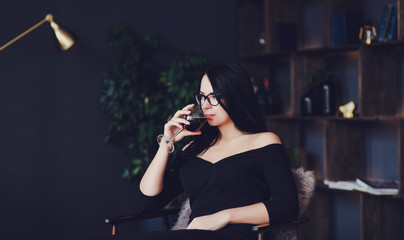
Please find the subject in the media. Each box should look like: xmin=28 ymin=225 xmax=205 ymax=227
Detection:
xmin=169 ymin=127 xmax=184 ymax=142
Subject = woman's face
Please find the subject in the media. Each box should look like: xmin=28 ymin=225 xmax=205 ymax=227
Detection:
xmin=199 ymin=74 xmax=232 ymax=127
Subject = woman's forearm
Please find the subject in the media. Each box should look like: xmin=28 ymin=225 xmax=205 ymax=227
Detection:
xmin=139 ymin=144 xmax=170 ymax=196
xmin=223 ymin=202 xmax=270 ymax=226
xmin=187 ymin=202 xmax=270 ymax=231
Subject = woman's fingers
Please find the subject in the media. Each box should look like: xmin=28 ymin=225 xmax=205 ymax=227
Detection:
xmin=172 ymin=104 xmax=194 ymax=118
xmin=172 ymin=110 xmax=191 ymax=119
xmin=164 ymin=121 xmax=182 ymax=130
xmin=182 ymin=103 xmax=195 ymax=110
xmin=172 ymin=117 xmax=190 ymax=126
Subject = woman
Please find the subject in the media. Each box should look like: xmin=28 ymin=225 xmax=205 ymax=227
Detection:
xmin=134 ymin=63 xmax=298 ymax=240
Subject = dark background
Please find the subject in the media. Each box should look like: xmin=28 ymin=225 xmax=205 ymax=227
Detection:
xmin=0 ymin=1 xmax=236 ymax=239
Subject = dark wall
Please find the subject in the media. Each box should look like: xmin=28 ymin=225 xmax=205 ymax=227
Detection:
xmin=0 ymin=1 xmax=236 ymax=239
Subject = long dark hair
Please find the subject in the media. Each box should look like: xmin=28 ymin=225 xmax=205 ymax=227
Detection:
xmin=182 ymin=63 xmax=267 ymax=157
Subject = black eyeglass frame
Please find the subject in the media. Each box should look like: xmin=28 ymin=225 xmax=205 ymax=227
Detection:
xmin=195 ymin=93 xmax=221 ymax=106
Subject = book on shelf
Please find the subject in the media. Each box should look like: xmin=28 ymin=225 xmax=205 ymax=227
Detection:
xmin=376 ymin=2 xmax=398 ymax=42
xmin=330 ymin=12 xmax=347 ymax=46
xmin=355 ymin=178 xmax=398 ymax=195
xmin=324 ymin=178 xmax=398 ymax=195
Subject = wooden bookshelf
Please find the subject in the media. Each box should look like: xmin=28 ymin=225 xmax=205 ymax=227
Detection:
xmin=236 ymin=0 xmax=404 ymax=239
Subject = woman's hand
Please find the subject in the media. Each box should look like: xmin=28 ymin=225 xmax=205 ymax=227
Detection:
xmin=163 ymin=104 xmax=202 ymax=144
xmin=187 ymin=210 xmax=231 ymax=231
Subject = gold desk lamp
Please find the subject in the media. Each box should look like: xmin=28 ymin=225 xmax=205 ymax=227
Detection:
xmin=0 ymin=14 xmax=75 ymax=52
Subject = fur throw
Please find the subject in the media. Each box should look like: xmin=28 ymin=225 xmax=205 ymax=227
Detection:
xmin=171 ymin=167 xmax=315 ymax=240
xmin=172 ymin=198 xmax=191 ymax=230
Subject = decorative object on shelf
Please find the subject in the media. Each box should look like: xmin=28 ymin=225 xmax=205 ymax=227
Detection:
xmin=376 ymin=2 xmax=398 ymax=42
xmin=0 ymin=14 xmax=75 ymax=52
xmin=301 ymin=89 xmax=315 ymax=116
xmin=359 ymin=25 xmax=377 ymax=45
xmin=339 ymin=101 xmax=356 ymax=118
xmin=258 ymin=31 xmax=266 ymax=53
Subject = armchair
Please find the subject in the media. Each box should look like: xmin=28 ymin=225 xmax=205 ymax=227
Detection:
xmin=104 ymin=148 xmax=315 ymax=240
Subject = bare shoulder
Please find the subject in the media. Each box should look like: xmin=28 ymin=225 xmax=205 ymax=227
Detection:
xmin=253 ymin=132 xmax=282 ymax=147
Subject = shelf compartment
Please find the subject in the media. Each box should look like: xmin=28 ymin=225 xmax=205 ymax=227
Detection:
xmin=326 ymin=51 xmax=360 ymax=114
xmin=266 ymin=118 xmax=301 ymax=148
xmin=299 ymin=0 xmax=325 ymax=50
xmin=324 ymin=121 xmax=365 ymax=181
xmin=269 ymin=57 xmax=292 ymax=115
xmin=236 ymin=0 xmax=265 ymax=57
xmin=301 ymin=120 xmax=326 ymax=180
xmin=333 ymin=192 xmax=361 ymax=240
xmin=359 ymin=45 xmax=402 ymax=117
xmin=360 ymin=194 xmax=400 ymax=240
xmin=291 ymin=51 xmax=360 ymax=117
xmin=363 ymin=121 xmax=399 ymax=181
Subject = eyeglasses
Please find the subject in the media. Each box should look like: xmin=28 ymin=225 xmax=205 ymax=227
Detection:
xmin=195 ymin=93 xmax=221 ymax=106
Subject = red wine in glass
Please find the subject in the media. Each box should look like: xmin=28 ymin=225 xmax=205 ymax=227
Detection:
xmin=183 ymin=115 xmax=207 ymax=132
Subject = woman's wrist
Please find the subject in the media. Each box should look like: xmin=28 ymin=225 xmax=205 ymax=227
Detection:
xmin=158 ymin=141 xmax=172 ymax=153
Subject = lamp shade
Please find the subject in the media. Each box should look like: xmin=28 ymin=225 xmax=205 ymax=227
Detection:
xmin=50 ymin=21 xmax=75 ymax=51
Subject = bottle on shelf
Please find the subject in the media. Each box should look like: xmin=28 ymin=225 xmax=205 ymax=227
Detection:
xmin=301 ymin=74 xmax=316 ymax=116
xmin=301 ymin=89 xmax=315 ymax=116
xmin=319 ymin=77 xmax=335 ymax=115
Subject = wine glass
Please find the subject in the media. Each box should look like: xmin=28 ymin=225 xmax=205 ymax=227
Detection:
xmin=157 ymin=107 xmax=207 ymax=153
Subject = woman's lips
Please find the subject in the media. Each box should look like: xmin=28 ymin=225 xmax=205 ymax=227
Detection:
xmin=205 ymin=114 xmax=215 ymax=120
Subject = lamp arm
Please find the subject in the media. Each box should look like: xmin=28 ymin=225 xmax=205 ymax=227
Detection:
xmin=0 ymin=15 xmax=52 ymax=51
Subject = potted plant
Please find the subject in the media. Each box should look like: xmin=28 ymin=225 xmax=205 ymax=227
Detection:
xmin=100 ymin=24 xmax=208 ymax=180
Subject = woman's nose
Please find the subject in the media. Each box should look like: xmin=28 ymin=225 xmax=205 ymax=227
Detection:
xmin=201 ymin=98 xmax=212 ymax=110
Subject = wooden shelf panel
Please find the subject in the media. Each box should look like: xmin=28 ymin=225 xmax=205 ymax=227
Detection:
xmin=240 ymin=41 xmax=404 ymax=61
xmin=400 ymin=120 xmax=404 ymax=194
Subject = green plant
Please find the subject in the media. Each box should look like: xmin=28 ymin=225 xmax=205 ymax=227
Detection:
xmin=100 ymin=24 xmax=208 ymax=181
xmin=305 ymin=61 xmax=328 ymax=89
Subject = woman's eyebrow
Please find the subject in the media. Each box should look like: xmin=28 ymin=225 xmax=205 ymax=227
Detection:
xmin=199 ymin=91 xmax=214 ymax=95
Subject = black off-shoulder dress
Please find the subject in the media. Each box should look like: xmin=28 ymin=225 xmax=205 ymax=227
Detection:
xmin=131 ymin=143 xmax=298 ymax=240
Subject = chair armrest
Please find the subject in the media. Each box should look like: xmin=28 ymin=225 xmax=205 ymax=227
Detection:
xmin=251 ymin=217 xmax=309 ymax=233
xmin=104 ymin=207 xmax=180 ymax=225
